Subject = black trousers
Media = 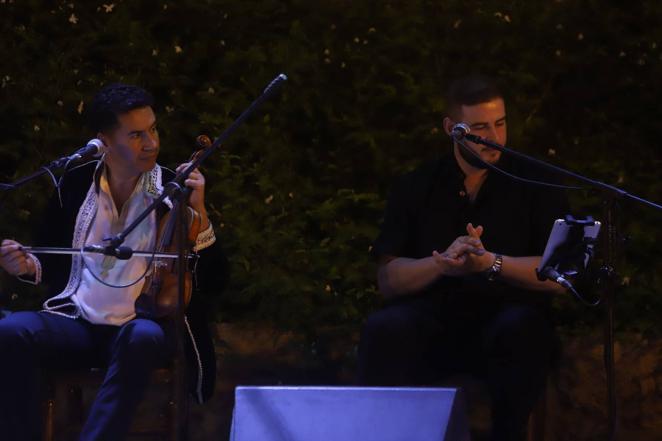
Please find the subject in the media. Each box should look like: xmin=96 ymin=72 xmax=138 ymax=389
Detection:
xmin=357 ymin=293 xmax=554 ymax=441
xmin=0 ymin=311 xmax=175 ymax=441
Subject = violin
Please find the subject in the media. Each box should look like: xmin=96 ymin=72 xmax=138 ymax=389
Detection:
xmin=135 ymin=135 xmax=212 ymax=318
xmin=134 ymin=207 xmax=201 ymax=318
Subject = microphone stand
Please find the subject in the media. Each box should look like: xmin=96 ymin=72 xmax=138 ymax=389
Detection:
xmin=93 ymin=73 xmax=287 ymax=438
xmin=0 ymin=147 xmax=100 ymax=192
xmin=457 ymin=132 xmax=661 ymax=441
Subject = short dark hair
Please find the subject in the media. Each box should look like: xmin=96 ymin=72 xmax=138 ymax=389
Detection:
xmin=86 ymin=83 xmax=154 ymax=133
xmin=445 ymin=75 xmax=503 ymax=119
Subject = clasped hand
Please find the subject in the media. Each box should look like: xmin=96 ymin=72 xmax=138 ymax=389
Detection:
xmin=431 ymin=223 xmax=495 ymax=276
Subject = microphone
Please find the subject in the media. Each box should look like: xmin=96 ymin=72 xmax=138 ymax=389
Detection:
xmin=450 ymin=123 xmax=470 ymax=140
xmin=449 ymin=123 xmax=490 ymax=169
xmin=83 ymin=244 xmax=134 ymax=260
xmin=67 ymin=139 xmax=105 ymax=163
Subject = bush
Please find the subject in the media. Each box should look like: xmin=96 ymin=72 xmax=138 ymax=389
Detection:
xmin=0 ymin=0 xmax=660 ymax=338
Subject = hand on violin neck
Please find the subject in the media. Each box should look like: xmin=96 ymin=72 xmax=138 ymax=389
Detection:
xmin=176 ymin=162 xmax=210 ymax=230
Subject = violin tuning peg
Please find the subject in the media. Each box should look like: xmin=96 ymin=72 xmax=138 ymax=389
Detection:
xmin=196 ymin=135 xmax=212 ymax=148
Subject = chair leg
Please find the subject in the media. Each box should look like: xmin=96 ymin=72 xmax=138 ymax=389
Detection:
xmin=168 ymin=397 xmax=176 ymax=441
xmin=43 ymin=397 xmax=55 ymax=441
xmin=527 ymin=390 xmax=547 ymax=441
xmin=173 ymin=368 xmax=189 ymax=441
xmin=67 ymin=385 xmax=85 ymax=424
xmin=167 ymin=354 xmax=188 ymax=441
xmin=169 ymin=388 xmax=189 ymax=440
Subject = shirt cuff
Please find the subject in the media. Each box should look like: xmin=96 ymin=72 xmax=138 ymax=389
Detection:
xmin=17 ymin=253 xmax=42 ymax=285
xmin=193 ymin=222 xmax=216 ymax=252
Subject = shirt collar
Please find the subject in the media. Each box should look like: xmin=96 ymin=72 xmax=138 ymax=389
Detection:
xmin=93 ymin=158 xmax=163 ymax=199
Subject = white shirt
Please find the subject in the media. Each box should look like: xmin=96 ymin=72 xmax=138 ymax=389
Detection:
xmin=31 ymin=162 xmax=216 ymax=324
xmin=72 ymin=167 xmax=158 ymax=325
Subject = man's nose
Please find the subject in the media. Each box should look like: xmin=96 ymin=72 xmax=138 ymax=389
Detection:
xmin=143 ymin=132 xmax=158 ymax=149
xmin=485 ymin=125 xmax=504 ymax=144
xmin=485 ymin=126 xmax=498 ymax=142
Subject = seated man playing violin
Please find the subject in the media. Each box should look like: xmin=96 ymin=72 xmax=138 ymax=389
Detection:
xmin=0 ymin=83 xmax=227 ymax=441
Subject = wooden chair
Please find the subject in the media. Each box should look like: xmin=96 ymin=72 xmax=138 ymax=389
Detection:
xmin=43 ymin=356 xmax=188 ymax=441
xmin=527 ymin=394 xmax=547 ymax=441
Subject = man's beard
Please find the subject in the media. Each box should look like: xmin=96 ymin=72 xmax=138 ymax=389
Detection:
xmin=456 ymin=143 xmax=498 ymax=170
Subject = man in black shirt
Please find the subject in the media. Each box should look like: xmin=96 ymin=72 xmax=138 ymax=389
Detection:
xmin=358 ymin=76 xmax=568 ymax=441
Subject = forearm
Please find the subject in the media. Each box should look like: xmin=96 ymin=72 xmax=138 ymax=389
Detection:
xmin=497 ymin=254 xmax=565 ymax=293
xmin=197 ymin=206 xmax=211 ymax=231
xmin=377 ymin=256 xmax=442 ymax=299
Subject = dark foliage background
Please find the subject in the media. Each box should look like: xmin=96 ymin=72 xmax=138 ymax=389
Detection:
xmin=0 ymin=0 xmax=660 ymax=339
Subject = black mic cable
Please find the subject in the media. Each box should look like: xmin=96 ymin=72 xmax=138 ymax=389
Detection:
xmin=538 ymin=266 xmax=601 ymax=306
xmin=449 ymin=125 xmax=584 ymax=191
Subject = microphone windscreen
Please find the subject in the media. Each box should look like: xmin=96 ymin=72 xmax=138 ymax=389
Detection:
xmin=88 ymin=138 xmax=105 ymax=156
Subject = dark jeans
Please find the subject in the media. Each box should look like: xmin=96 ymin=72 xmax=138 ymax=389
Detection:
xmin=0 ymin=311 xmax=174 ymax=441
xmin=357 ymin=293 xmax=554 ymax=441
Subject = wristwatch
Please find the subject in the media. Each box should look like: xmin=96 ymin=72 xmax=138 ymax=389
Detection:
xmin=485 ymin=253 xmax=503 ymax=281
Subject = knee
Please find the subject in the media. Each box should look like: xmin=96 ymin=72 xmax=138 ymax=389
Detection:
xmin=360 ymin=306 xmax=422 ymax=346
xmin=496 ymin=305 xmax=550 ymax=337
xmin=115 ymin=319 xmax=166 ymax=361
xmin=486 ymin=305 xmax=553 ymax=358
xmin=0 ymin=322 xmax=22 ymax=352
xmin=0 ymin=312 xmax=35 ymax=353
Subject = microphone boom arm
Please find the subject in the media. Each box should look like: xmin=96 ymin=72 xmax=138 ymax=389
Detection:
xmin=0 ymin=139 xmax=104 ymax=192
xmin=460 ymin=133 xmax=661 ymax=210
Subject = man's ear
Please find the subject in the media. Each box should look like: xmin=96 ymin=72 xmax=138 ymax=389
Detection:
xmin=442 ymin=117 xmax=455 ymax=135
xmin=97 ymin=133 xmax=109 ymax=151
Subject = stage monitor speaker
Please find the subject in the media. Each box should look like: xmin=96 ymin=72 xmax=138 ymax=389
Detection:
xmin=230 ymin=386 xmax=470 ymax=441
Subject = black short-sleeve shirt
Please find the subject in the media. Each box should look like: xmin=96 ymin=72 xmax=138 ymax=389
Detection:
xmin=373 ymin=154 xmax=569 ymax=306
